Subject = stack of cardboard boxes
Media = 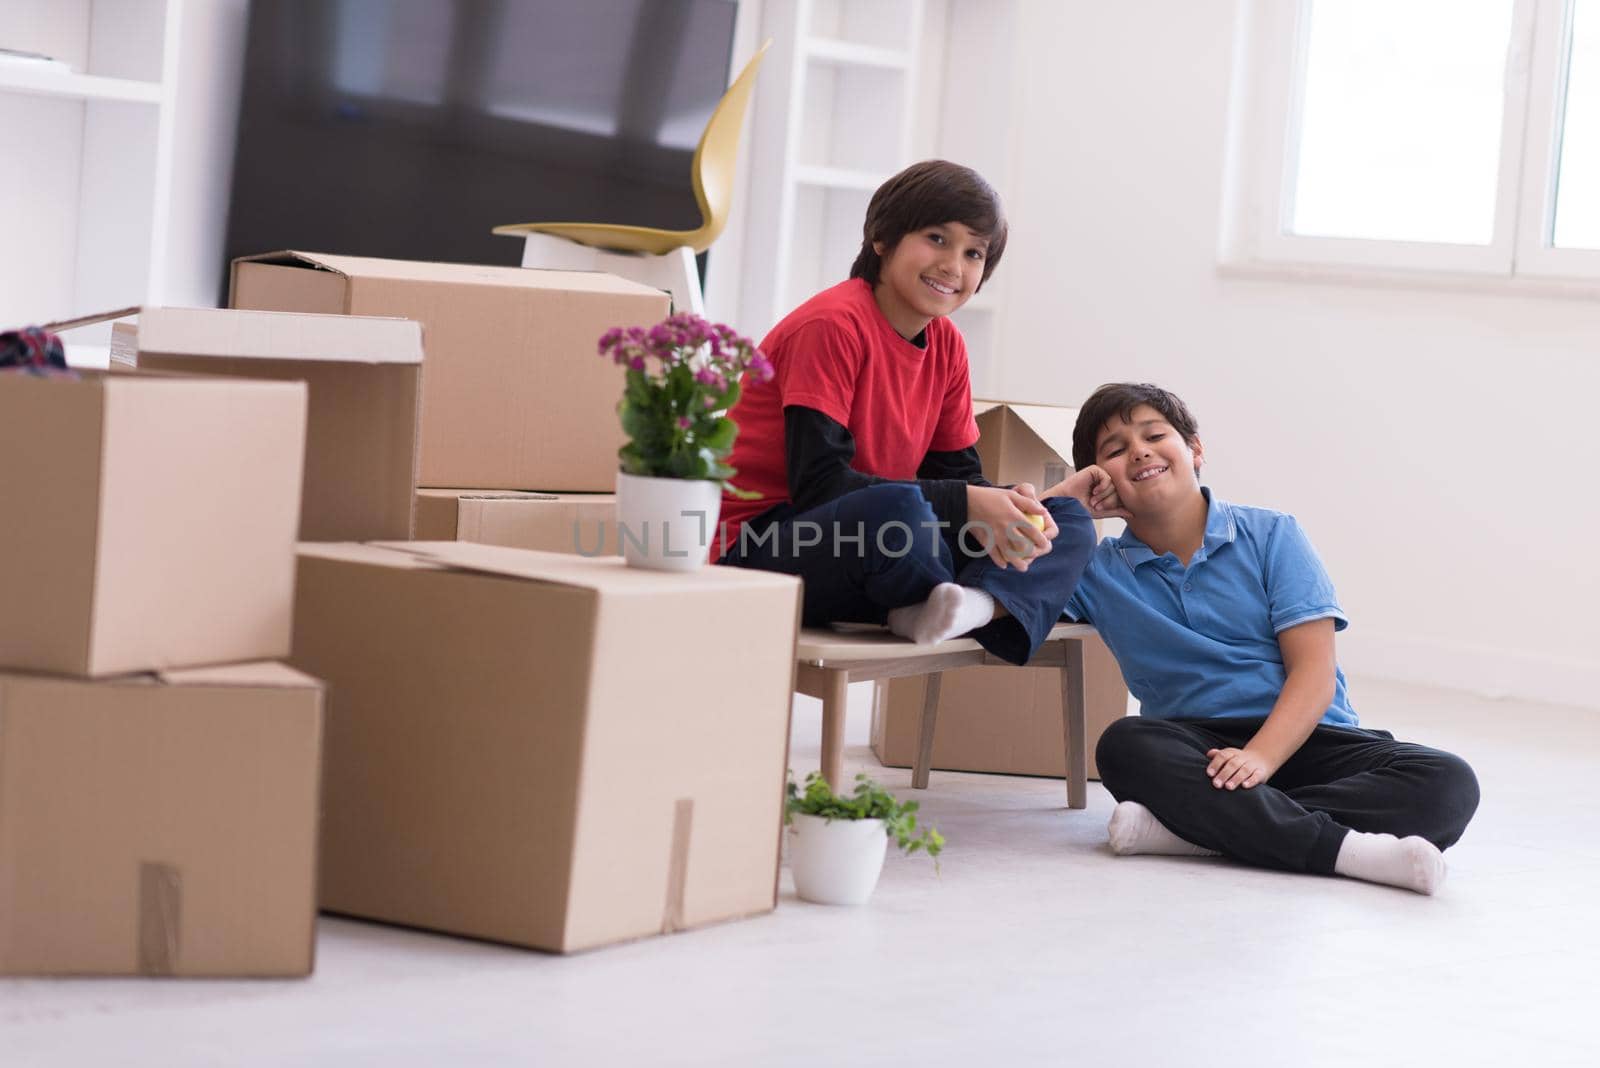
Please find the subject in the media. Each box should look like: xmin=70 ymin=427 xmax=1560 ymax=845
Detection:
xmin=231 ymin=252 xmax=635 ymax=555
xmin=2 ymin=253 xmax=805 ymax=971
xmin=218 ymin=254 xmax=803 ymax=954
xmin=0 ymin=359 xmax=323 ymax=976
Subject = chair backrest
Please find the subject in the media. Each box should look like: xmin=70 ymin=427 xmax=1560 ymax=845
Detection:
xmin=687 ymin=39 xmax=772 ymax=253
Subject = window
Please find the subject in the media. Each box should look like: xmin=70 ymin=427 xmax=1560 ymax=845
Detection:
xmin=1224 ymin=0 xmax=1600 ymax=282
xmin=1549 ymin=0 xmax=1600 ymax=248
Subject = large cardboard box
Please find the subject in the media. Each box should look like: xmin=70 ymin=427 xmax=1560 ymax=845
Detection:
xmin=0 ymin=663 xmax=323 ymax=976
xmin=871 ymin=638 xmax=1129 ymax=780
xmin=230 ymin=252 xmax=671 ymax=491
xmin=415 ymin=490 xmax=619 ymax=556
xmin=113 ymin=306 xmax=424 ymax=542
xmin=0 ymin=369 xmax=306 ymax=677
xmin=874 ymin=399 xmax=1130 ymax=780
xmin=289 ymin=541 xmax=801 ymax=954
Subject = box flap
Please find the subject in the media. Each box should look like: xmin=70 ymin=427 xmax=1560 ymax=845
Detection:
xmin=155 ymin=662 xmax=322 ymax=690
xmin=369 ymin=540 xmax=799 ymax=596
xmin=974 ymin=399 xmax=1081 ymax=461
xmin=236 ymin=250 xmax=664 ymax=298
xmin=296 ymin=542 xmax=447 ymax=571
xmin=417 ymin=489 xmax=561 ymax=503
xmin=130 ymin=306 xmax=422 ymax=365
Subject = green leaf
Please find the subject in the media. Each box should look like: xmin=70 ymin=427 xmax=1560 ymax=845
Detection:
xmin=700 ymin=416 xmax=737 ymax=452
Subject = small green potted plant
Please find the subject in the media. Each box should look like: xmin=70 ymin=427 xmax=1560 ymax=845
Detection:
xmin=785 ymin=772 xmax=945 ymax=906
xmin=597 ymin=315 xmax=772 ymax=571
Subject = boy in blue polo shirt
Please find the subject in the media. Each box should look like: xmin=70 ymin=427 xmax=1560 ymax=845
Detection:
xmin=1045 ymin=383 xmax=1479 ymax=894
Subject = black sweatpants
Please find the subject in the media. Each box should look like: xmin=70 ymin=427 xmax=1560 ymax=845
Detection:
xmin=1095 ymin=716 xmax=1481 ymax=874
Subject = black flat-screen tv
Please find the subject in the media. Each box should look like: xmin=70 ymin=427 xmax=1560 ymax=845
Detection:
xmin=223 ymin=0 xmax=739 ymax=294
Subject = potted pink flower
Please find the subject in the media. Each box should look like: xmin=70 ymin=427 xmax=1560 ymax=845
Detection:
xmin=598 ymin=315 xmax=772 ymax=571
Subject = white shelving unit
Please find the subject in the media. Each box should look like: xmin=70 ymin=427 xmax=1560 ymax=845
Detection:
xmin=0 ymin=67 xmax=163 ymax=104
xmin=739 ymin=0 xmax=926 ymax=338
xmin=0 ymin=0 xmax=181 ymax=362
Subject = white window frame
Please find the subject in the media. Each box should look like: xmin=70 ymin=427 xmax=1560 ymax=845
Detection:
xmin=1221 ymin=0 xmax=1600 ymax=288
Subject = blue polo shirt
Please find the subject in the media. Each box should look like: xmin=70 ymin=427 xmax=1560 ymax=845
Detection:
xmin=1064 ymin=488 xmax=1357 ymax=727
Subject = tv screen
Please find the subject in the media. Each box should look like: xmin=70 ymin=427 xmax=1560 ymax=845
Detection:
xmin=223 ymin=0 xmax=739 ymax=292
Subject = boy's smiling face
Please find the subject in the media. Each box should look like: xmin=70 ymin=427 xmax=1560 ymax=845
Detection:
xmin=1094 ymin=404 xmax=1205 ymax=512
xmin=871 ymin=221 xmax=989 ymax=339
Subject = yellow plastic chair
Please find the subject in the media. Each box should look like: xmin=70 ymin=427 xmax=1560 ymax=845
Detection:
xmin=493 ymin=39 xmax=772 ymax=315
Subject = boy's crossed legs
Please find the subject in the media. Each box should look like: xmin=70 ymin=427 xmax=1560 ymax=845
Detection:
xmin=720 ymin=484 xmax=1093 ymax=665
xmin=1096 ymin=716 xmax=1480 ymax=894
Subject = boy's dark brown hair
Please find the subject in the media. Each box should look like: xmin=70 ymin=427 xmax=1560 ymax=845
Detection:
xmin=1072 ymin=383 xmax=1202 ymax=471
xmin=849 ymin=160 xmax=1008 ymax=288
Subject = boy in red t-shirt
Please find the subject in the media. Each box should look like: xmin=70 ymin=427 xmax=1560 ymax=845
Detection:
xmin=717 ymin=160 xmax=1119 ymax=664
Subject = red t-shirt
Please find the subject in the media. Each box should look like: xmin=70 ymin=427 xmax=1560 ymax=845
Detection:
xmin=718 ymin=278 xmax=980 ymax=552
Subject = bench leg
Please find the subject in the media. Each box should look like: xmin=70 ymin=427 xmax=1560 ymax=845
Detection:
xmin=912 ymin=671 xmax=943 ymax=789
xmin=820 ymin=668 xmax=849 ymax=790
xmin=1060 ymin=640 xmax=1088 ymax=809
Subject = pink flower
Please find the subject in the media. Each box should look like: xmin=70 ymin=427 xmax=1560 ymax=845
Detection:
xmin=677 ymin=416 xmax=693 ymax=430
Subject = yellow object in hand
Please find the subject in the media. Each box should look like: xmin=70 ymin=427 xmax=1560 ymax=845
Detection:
xmin=1026 ymin=513 xmax=1046 ymax=530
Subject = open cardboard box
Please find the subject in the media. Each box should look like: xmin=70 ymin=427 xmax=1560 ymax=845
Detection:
xmin=112 ymin=305 xmax=424 ymax=542
xmin=231 ymin=251 xmax=671 ymax=492
xmin=0 ymin=365 xmax=306 ymax=677
xmin=290 ymin=541 xmax=801 ymax=953
xmin=0 ymin=663 xmax=323 ymax=977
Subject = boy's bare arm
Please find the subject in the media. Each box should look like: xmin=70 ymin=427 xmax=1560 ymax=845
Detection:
xmin=1205 ymin=619 xmax=1339 ymax=789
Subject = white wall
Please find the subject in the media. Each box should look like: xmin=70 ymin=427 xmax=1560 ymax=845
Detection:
xmin=970 ymin=0 xmax=1599 ymax=709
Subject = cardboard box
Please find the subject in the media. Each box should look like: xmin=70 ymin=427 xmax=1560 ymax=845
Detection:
xmin=113 ymin=306 xmax=424 ymax=542
xmin=874 ymin=399 xmax=1130 ymax=780
xmin=415 ymin=490 xmax=619 ymax=556
xmin=974 ymin=399 xmax=1081 ymax=491
xmin=230 ymin=251 xmax=671 ymax=491
xmin=0 ymin=369 xmax=306 ymax=677
xmin=0 ymin=663 xmax=323 ymax=976
xmin=289 ymin=541 xmax=801 ymax=953
xmin=871 ymin=636 xmax=1129 ymax=780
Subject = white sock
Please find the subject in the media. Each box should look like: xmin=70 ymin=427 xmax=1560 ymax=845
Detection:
xmin=886 ymin=583 xmax=996 ymax=644
xmin=1333 ymin=831 xmax=1447 ymax=895
xmin=1107 ymin=801 xmax=1220 ymax=857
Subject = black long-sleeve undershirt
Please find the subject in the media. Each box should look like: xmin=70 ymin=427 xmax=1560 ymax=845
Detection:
xmin=783 ymin=405 xmax=992 ymax=530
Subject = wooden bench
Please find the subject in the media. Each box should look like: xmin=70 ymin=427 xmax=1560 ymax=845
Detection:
xmin=793 ymin=621 xmax=1098 ymax=808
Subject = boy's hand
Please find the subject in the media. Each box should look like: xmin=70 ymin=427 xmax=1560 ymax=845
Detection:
xmin=1204 ymin=747 xmax=1278 ymax=790
xmin=966 ymin=485 xmax=1054 ymax=571
xmin=1042 ymin=466 xmax=1132 ymax=520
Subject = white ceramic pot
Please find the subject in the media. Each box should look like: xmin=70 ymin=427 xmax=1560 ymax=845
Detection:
xmin=614 ymin=471 xmax=722 ymax=571
xmin=788 ymin=813 xmax=889 ymax=906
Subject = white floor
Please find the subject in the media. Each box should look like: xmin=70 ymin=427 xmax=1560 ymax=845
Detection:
xmin=4 ymin=679 xmax=1597 ymax=1067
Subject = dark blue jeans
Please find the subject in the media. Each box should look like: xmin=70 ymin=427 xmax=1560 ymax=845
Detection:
xmin=717 ymin=484 xmax=1095 ymax=665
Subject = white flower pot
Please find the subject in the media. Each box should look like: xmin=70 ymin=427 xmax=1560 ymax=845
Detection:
xmin=788 ymin=814 xmax=889 ymax=906
xmin=614 ymin=471 xmax=722 ymax=572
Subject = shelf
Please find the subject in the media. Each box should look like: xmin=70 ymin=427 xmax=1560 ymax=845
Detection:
xmin=0 ymin=66 xmax=162 ymax=104
xmin=792 ymin=164 xmax=884 ymax=191
xmin=804 ymin=37 xmax=913 ymax=70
